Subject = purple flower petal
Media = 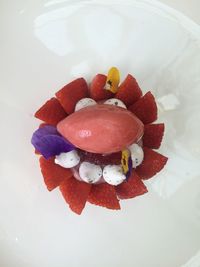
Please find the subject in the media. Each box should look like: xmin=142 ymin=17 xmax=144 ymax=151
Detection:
xmin=32 ymin=135 xmax=75 ymax=159
xmin=32 ymin=125 xmax=60 ymax=141
xmin=31 ymin=125 xmax=75 ymax=159
xmin=126 ymin=156 xmax=133 ymax=179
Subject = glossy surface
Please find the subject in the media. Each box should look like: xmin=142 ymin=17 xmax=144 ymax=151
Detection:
xmin=57 ymin=104 xmax=144 ymax=153
xmin=1 ymin=0 xmax=200 ymax=267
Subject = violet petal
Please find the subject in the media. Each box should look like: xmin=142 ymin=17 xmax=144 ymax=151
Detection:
xmin=32 ymin=125 xmax=60 ymax=141
xmin=126 ymin=156 xmax=133 ymax=179
xmin=32 ymin=134 xmax=75 ymax=159
xmin=31 ymin=125 xmax=75 ymax=159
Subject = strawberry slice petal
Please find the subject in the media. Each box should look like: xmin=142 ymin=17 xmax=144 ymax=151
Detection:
xmin=35 ymin=97 xmax=67 ymax=126
xmin=39 ymin=157 xmax=72 ymax=191
xmin=60 ymin=177 xmax=91 ymax=215
xmin=56 ymin=78 xmax=88 ymax=114
xmin=143 ymin=123 xmax=165 ymax=149
xmin=116 ymin=171 xmax=147 ymax=199
xmin=129 ymin=91 xmax=157 ymax=124
xmin=89 ymin=74 xmax=114 ymax=101
xmin=116 ymin=74 xmax=142 ymax=106
xmin=136 ymin=147 xmax=168 ymax=180
xmin=88 ymin=183 xmax=120 ymax=210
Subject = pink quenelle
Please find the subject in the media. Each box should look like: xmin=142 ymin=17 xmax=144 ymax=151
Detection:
xmin=57 ymin=104 xmax=144 ymax=154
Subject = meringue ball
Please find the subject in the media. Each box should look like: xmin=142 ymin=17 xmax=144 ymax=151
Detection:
xmin=79 ymin=162 xmax=102 ymax=184
xmin=128 ymin=143 xmax=144 ymax=168
xmin=103 ymin=165 xmax=126 ymax=186
xmin=104 ymin=98 xmax=127 ymax=109
xmin=75 ymin=98 xmax=97 ymax=111
xmin=55 ymin=150 xmax=80 ymax=168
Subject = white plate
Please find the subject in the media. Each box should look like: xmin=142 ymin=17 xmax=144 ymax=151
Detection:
xmin=1 ymin=0 xmax=200 ymax=266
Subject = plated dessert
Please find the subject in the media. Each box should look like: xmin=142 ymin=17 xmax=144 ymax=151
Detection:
xmin=31 ymin=67 xmax=168 ymax=214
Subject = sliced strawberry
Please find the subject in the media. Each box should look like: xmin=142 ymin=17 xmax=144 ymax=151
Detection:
xmin=39 ymin=157 xmax=72 ymax=191
xmin=56 ymin=78 xmax=88 ymax=114
xmin=60 ymin=177 xmax=91 ymax=215
xmin=35 ymin=97 xmax=67 ymax=126
xmin=116 ymin=171 xmax=147 ymax=199
xmin=143 ymin=123 xmax=165 ymax=149
xmin=88 ymin=183 xmax=120 ymax=210
xmin=129 ymin=91 xmax=157 ymax=124
xmin=89 ymin=74 xmax=114 ymax=101
xmin=79 ymin=150 xmax=121 ymax=165
xmin=116 ymin=74 xmax=142 ymax=106
xmin=136 ymin=147 xmax=168 ymax=180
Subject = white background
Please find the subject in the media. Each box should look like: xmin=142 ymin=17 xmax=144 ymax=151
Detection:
xmin=160 ymin=0 xmax=200 ymax=24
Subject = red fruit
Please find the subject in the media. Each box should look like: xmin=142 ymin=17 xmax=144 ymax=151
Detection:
xmin=116 ymin=74 xmax=142 ymax=106
xmin=143 ymin=123 xmax=165 ymax=149
xmin=129 ymin=91 xmax=157 ymax=124
xmin=39 ymin=157 xmax=72 ymax=191
xmin=116 ymin=171 xmax=147 ymax=199
xmin=89 ymin=74 xmax=114 ymax=101
xmin=136 ymin=147 xmax=168 ymax=180
xmin=35 ymin=97 xmax=67 ymax=126
xmin=60 ymin=177 xmax=91 ymax=215
xmin=88 ymin=183 xmax=120 ymax=210
xmin=79 ymin=150 xmax=122 ymax=165
xmin=56 ymin=78 xmax=89 ymax=114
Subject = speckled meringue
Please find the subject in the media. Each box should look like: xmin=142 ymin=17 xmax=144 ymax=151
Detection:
xmin=75 ymin=98 xmax=97 ymax=111
xmin=55 ymin=150 xmax=80 ymax=168
xmin=104 ymin=98 xmax=127 ymax=109
xmin=79 ymin=161 xmax=102 ymax=184
xmin=128 ymin=143 xmax=144 ymax=168
xmin=103 ymin=164 xmax=126 ymax=186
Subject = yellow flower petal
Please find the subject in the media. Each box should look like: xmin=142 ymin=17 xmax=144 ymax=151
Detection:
xmin=105 ymin=67 xmax=120 ymax=93
xmin=121 ymin=149 xmax=130 ymax=174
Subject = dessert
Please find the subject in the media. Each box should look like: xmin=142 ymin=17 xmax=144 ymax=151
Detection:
xmin=31 ymin=67 xmax=168 ymax=214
